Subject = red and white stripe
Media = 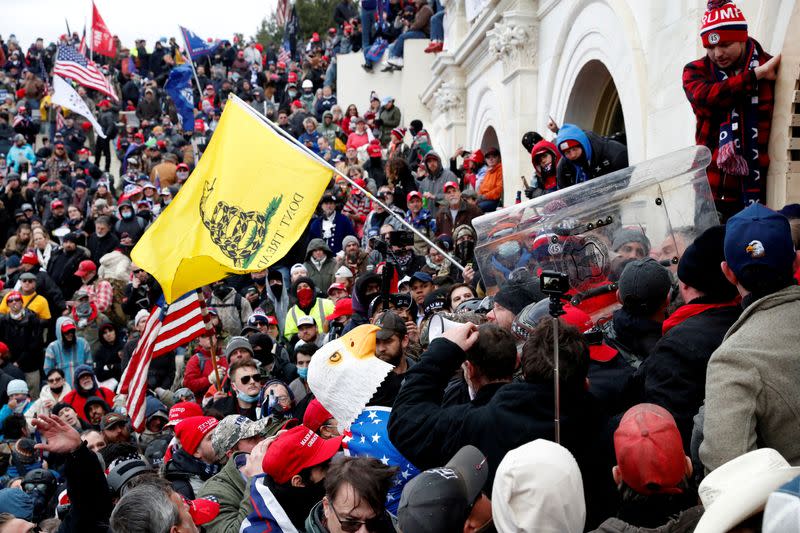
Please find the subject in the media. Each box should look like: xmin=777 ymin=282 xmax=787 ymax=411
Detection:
xmin=119 ymin=291 xmax=209 ymax=432
xmin=53 ymin=46 xmax=117 ymax=101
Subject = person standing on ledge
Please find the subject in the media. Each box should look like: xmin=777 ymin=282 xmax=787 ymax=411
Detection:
xmin=683 ymin=0 xmax=780 ymax=221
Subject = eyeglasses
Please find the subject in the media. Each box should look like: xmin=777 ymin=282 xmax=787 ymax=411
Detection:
xmin=239 ymin=373 xmax=263 ymax=385
xmin=132 ymin=269 xmax=143 ymax=274
xmin=329 ymin=504 xmax=384 ymax=533
xmin=7 ymin=297 xmax=22 ymax=303
xmin=47 ymin=376 xmax=63 ymax=384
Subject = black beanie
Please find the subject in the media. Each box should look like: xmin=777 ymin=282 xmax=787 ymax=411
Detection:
xmin=677 ymin=225 xmax=738 ymax=300
xmin=494 ymin=279 xmax=544 ymax=316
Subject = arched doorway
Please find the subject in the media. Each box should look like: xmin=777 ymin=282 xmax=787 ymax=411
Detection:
xmin=480 ymin=126 xmax=500 ymax=153
xmin=564 ymin=60 xmax=625 ymax=137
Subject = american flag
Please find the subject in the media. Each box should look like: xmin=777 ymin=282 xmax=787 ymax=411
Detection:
xmin=277 ymin=42 xmax=291 ymax=65
xmin=53 ymin=45 xmax=117 ymax=101
xmin=241 ymin=474 xmax=299 ymax=533
xmin=119 ymin=290 xmax=209 ymax=431
xmin=343 ymin=406 xmax=420 ymax=514
xmin=78 ymin=25 xmax=87 ymax=56
xmin=55 ymin=106 xmax=65 ymax=132
xmin=275 ymin=0 xmax=291 ymax=28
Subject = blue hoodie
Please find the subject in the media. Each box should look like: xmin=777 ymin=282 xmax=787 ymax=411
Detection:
xmin=555 ymin=124 xmax=594 ymax=184
xmin=44 ymin=317 xmax=92 ymax=388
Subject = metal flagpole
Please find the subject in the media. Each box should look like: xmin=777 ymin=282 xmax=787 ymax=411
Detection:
xmin=228 ymin=94 xmax=466 ymax=272
xmin=179 ymin=27 xmax=204 ymax=97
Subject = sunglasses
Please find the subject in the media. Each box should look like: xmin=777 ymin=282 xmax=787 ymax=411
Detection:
xmin=239 ymin=373 xmax=263 ymax=385
xmin=132 ymin=269 xmax=143 ymax=274
xmin=7 ymin=297 xmax=22 ymax=303
xmin=21 ymin=279 xmax=35 ymax=283
xmin=47 ymin=376 xmax=63 ymax=384
xmin=329 ymin=504 xmax=385 ymax=532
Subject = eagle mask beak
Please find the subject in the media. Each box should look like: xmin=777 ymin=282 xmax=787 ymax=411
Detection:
xmin=338 ymin=324 xmax=380 ymax=360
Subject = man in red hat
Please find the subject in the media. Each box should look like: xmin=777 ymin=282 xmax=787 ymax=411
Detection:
xmin=592 ymin=403 xmax=701 ymax=531
xmin=165 ymin=416 xmax=221 ymax=499
xmin=683 ymin=0 xmax=781 ymax=219
xmin=241 ymin=424 xmax=342 ymax=530
xmin=75 ymin=259 xmax=114 ymax=313
xmin=436 ymin=180 xmax=483 ymax=239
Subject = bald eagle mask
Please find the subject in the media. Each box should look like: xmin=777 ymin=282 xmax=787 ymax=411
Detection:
xmin=307 ymin=324 xmax=394 ymax=429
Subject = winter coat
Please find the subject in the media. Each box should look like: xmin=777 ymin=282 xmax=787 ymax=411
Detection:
xmin=284 ymin=277 xmax=335 ymax=341
xmin=62 ymin=364 xmax=115 ymax=422
xmin=630 ymin=301 xmax=741 ymax=449
xmin=379 ymin=105 xmax=402 ymax=144
xmin=701 ymin=285 xmax=800 ymax=471
xmin=25 ymin=383 xmax=72 ymax=427
xmin=46 ymin=246 xmax=88 ymax=298
xmin=183 ymin=347 xmax=229 ymax=398
xmin=44 ymin=317 xmax=92 ymax=387
xmin=590 ymin=506 xmax=704 ymax=533
xmin=164 ymin=448 xmax=220 ymax=500
xmin=98 ymin=249 xmax=132 ymax=282
xmin=303 ymin=238 xmax=339 ymax=293
xmin=419 ymin=151 xmax=456 ymax=217
xmin=388 ymin=337 xmax=611 ymax=497
xmin=208 ymin=395 xmax=257 ymax=420
xmin=435 ymin=200 xmax=483 ymax=239
xmin=309 ymin=211 xmax=357 ymax=255
xmin=87 ymin=232 xmax=119 ymax=265
xmin=93 ymin=322 xmax=125 ymax=383
xmin=556 ymin=124 xmax=628 ymax=189
xmin=478 ymin=163 xmax=503 ymax=201
xmin=209 ymin=286 xmax=252 ymax=336
xmin=197 ymin=452 xmax=253 ymax=533
xmin=601 ymin=309 xmax=663 ymax=368
xmin=0 ymin=309 xmax=46 ymax=373
xmin=121 ymin=332 xmax=177 ymax=390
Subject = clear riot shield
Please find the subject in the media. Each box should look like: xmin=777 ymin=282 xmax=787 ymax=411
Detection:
xmin=472 ymin=146 xmax=717 ymax=320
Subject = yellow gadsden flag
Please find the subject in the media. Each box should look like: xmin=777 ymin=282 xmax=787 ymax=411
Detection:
xmin=131 ymin=96 xmax=331 ymax=302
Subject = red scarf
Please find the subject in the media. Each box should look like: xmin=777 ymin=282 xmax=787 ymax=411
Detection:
xmin=662 ymin=299 xmax=739 ymax=335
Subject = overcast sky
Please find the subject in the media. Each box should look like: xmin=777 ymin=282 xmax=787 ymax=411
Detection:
xmin=2 ymin=0 xmax=279 ymax=50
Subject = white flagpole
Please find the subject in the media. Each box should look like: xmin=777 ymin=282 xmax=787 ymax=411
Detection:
xmin=228 ymin=94 xmax=466 ymax=272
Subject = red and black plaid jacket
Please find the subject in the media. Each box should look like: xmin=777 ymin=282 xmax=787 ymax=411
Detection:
xmin=682 ymin=39 xmax=774 ymax=207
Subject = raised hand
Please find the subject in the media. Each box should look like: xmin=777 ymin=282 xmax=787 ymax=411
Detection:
xmin=32 ymin=414 xmax=81 ymax=455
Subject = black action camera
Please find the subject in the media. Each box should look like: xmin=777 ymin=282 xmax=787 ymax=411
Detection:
xmin=540 ymin=270 xmax=570 ymax=297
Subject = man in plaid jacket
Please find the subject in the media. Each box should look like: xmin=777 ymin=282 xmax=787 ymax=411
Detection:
xmin=682 ymin=0 xmax=781 ymax=221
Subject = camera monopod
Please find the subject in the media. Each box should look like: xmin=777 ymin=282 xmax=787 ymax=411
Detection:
xmin=539 ymin=270 xmax=570 ymax=444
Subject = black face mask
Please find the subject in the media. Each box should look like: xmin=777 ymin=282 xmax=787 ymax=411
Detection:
xmin=50 ymin=385 xmax=63 ymax=395
xmin=395 ymin=250 xmax=413 ymax=267
xmin=213 ymin=285 xmax=228 ymax=299
xmin=270 ymin=283 xmax=283 ymax=297
xmin=456 ymin=241 xmax=475 ymax=261
xmin=253 ymin=278 xmax=266 ymax=287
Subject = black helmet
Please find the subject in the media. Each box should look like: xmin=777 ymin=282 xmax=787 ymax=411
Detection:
xmin=22 ymin=468 xmax=57 ymax=500
xmin=106 ymin=458 xmax=150 ymax=495
xmin=455 ymin=298 xmax=484 ymax=314
xmin=511 ymin=300 xmax=550 ymax=341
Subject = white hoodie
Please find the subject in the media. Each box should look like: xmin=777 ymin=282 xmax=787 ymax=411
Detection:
xmin=25 ymin=382 xmax=73 ymax=431
xmin=492 ymin=439 xmax=586 ymax=533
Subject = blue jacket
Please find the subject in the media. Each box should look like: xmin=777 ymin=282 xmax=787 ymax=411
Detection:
xmin=555 ymin=123 xmax=628 ymax=189
xmin=298 ymin=130 xmax=321 ymax=154
xmin=6 ymin=144 xmax=36 ymax=172
xmin=44 ymin=317 xmax=92 ymax=388
xmin=309 ymin=211 xmax=356 ymax=255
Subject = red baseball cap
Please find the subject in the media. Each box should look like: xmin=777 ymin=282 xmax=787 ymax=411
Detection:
xmin=558 ymin=305 xmax=617 ymax=362
xmin=287 ymin=72 xmax=298 ymax=83
xmin=98 ymin=99 xmax=111 ymax=108
xmin=5 ymin=290 xmax=22 ymax=302
xmin=291 ymin=100 xmax=303 ymax=109
xmin=266 ymin=315 xmax=279 ymax=326
xmin=303 ymin=399 xmax=334 ymax=434
xmin=262 ymin=425 xmax=342 ymax=484
xmin=175 ymin=416 xmax=219 ymax=456
xmin=443 ymin=181 xmax=459 ymax=192
xmin=326 ymin=283 xmax=347 ymax=296
xmin=614 ymin=404 xmax=687 ymax=496
xmin=176 ymin=162 xmax=189 ymax=170
xmin=51 ymin=199 xmax=64 ymax=208
xmin=166 ymin=401 xmax=204 ymax=428
xmin=21 ymin=252 xmax=39 ymax=266
xmin=0 ymin=342 xmax=9 ymax=356
xmin=367 ymin=143 xmax=382 ymax=158
xmin=75 ymin=259 xmax=97 ymax=277
xmin=558 ymin=139 xmax=582 ymax=152
xmin=60 ymin=320 xmax=77 ymax=333
xmin=407 ymin=191 xmax=422 ymax=202
xmin=326 ymin=297 xmax=353 ymax=321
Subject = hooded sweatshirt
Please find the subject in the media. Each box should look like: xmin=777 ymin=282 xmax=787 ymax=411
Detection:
xmin=93 ymin=321 xmax=125 ymax=383
xmin=61 ymin=364 xmax=115 ymax=422
xmin=531 ymin=139 xmax=561 ymax=192
xmin=25 ymin=381 xmax=73 ymax=424
xmin=555 ymin=123 xmax=628 ymax=189
xmin=43 ymin=317 xmax=93 ymax=388
xmin=419 ymin=151 xmax=456 ymax=217
xmin=302 ymin=238 xmax=338 ymax=293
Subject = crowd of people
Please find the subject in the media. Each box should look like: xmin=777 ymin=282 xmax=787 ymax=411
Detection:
xmin=0 ymin=0 xmax=796 ymax=531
